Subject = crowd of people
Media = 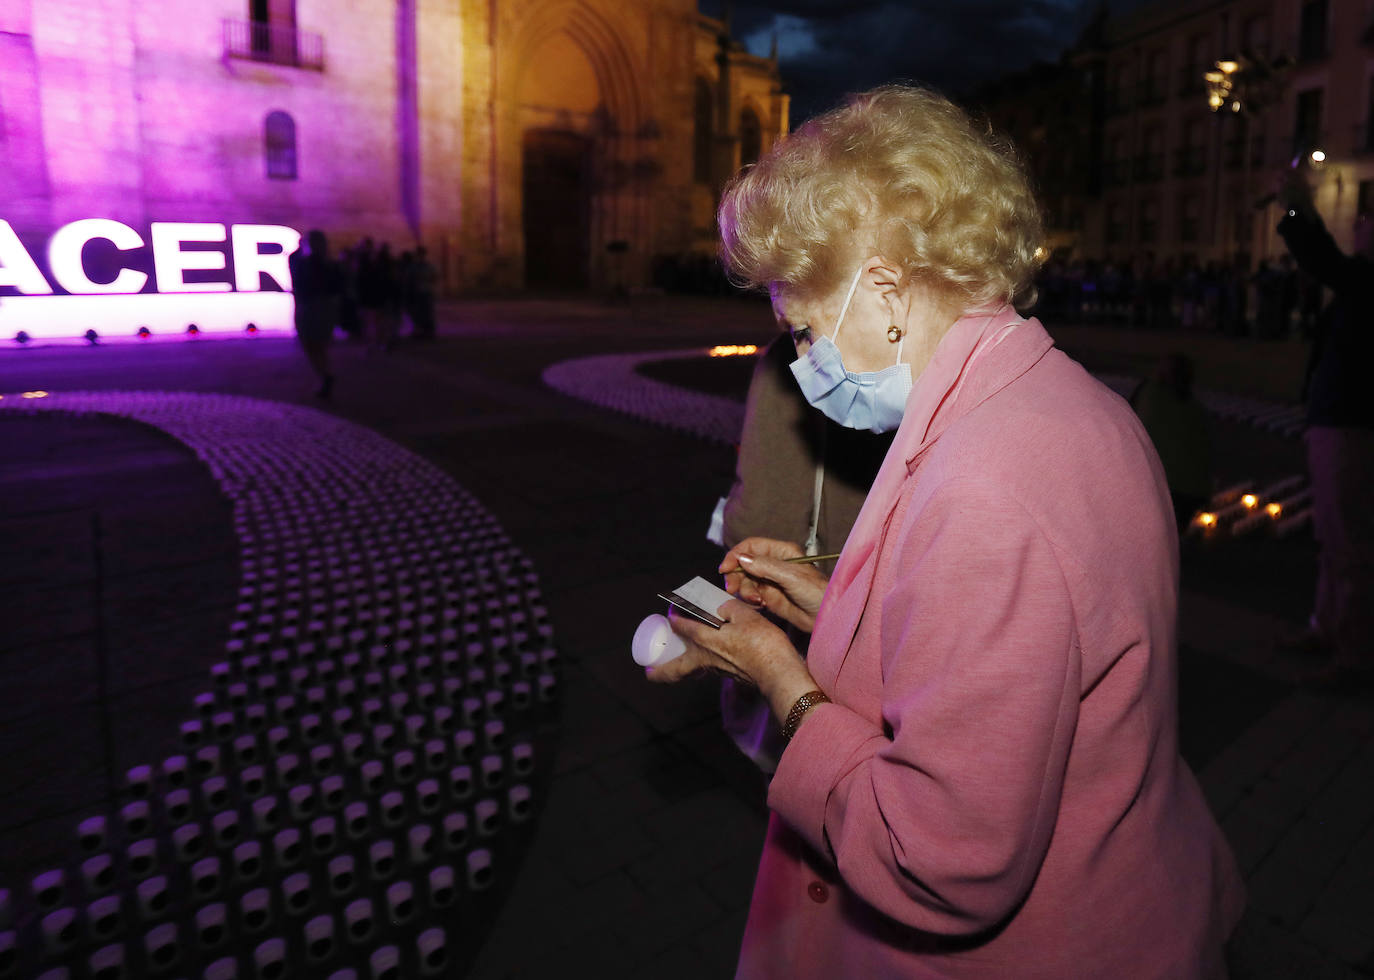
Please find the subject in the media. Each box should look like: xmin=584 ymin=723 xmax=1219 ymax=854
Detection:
xmin=289 ymin=233 xmax=440 ymax=397
xmin=1031 ymin=252 xmax=1325 ymax=338
xmin=332 ymin=237 xmax=440 ymax=348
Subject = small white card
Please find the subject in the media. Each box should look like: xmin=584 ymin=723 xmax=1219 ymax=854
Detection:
xmin=656 ymin=575 xmax=735 ymax=629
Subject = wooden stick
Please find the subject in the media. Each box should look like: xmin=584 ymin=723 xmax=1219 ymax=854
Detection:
xmin=720 ymin=552 xmax=841 ymax=575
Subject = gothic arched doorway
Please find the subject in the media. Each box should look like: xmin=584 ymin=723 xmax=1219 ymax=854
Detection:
xmin=516 ymin=28 xmax=603 ymax=289
xmin=522 ymin=129 xmax=591 ymax=288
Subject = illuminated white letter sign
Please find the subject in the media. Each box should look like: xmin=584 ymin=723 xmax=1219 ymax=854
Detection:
xmin=150 ymin=222 xmax=232 ymax=293
xmin=48 ymin=218 xmax=149 ymax=294
xmin=0 ymin=219 xmax=54 ymax=294
xmin=232 ymin=224 xmax=301 ymax=292
xmin=1 ymin=218 xmax=303 ymax=342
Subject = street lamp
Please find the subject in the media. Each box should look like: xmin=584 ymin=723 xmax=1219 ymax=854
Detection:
xmin=1204 ymin=61 xmax=1241 ymax=113
xmin=1203 ymin=52 xmax=1289 ymax=117
xmin=1201 ymin=52 xmax=1293 ymax=260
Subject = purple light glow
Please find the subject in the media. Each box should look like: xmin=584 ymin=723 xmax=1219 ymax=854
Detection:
xmin=0 ymin=293 xmax=294 ymax=341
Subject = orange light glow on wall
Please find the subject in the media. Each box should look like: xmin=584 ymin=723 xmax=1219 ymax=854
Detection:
xmin=709 ymin=345 xmax=758 ymax=357
xmin=1265 ymin=503 xmax=1282 ymax=517
xmin=1241 ymin=494 xmax=1258 ymax=509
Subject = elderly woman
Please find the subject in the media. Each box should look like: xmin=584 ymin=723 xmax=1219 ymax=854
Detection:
xmin=647 ymin=86 xmax=1244 ymax=977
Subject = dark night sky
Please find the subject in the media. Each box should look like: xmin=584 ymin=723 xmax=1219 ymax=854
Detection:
xmin=700 ymin=0 xmax=1153 ymax=122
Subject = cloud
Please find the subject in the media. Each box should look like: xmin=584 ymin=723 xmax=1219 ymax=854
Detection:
xmin=741 ymin=14 xmax=823 ymax=60
xmin=704 ymin=0 xmax=1094 ymax=122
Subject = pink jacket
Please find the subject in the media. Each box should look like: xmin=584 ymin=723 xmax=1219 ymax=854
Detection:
xmin=737 ymin=310 xmax=1245 ymax=979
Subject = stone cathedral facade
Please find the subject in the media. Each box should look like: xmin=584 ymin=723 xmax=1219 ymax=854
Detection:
xmin=1 ymin=0 xmax=787 ymax=294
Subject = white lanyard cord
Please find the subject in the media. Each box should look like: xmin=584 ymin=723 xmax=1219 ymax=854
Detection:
xmin=806 ymin=423 xmax=827 ymax=556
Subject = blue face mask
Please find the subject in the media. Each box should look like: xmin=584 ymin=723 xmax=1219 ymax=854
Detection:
xmin=789 ymin=266 xmax=912 ymax=434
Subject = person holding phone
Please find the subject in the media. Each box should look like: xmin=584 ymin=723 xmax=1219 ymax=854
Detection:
xmin=644 ymin=85 xmax=1243 ymax=978
xmin=1273 ymin=167 xmax=1374 ymax=688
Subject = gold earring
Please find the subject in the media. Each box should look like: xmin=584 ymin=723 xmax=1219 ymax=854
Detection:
xmin=887 ymin=325 xmax=904 ymax=343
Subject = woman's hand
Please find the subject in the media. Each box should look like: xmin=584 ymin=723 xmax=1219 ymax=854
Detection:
xmin=645 ymin=600 xmax=818 ymax=722
xmin=720 ymin=537 xmax=828 ymax=633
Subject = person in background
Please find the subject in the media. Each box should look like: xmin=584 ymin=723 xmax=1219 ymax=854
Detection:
xmin=337 ymin=246 xmax=363 ymax=340
xmin=407 ymin=246 xmax=439 ymax=341
xmin=1250 ymin=259 xmax=1283 ymax=339
xmin=373 ymin=243 xmax=402 ymax=351
xmin=288 ymin=229 xmax=342 ymax=398
xmin=1276 ymin=254 xmax=1299 ymax=339
xmin=1274 ymin=168 xmax=1374 ymax=690
xmin=1130 ymin=352 xmax=1212 ymax=531
xmin=645 ymin=84 xmax=1243 ymax=978
xmin=712 ymin=336 xmax=891 ymax=772
xmin=354 ymin=237 xmax=381 ymax=344
xmin=398 ymin=249 xmax=415 ymax=335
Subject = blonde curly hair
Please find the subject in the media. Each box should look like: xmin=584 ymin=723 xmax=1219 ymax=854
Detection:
xmin=718 ymin=84 xmax=1044 ymax=310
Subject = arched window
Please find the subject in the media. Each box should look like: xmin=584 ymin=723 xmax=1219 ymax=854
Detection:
xmin=693 ymin=78 xmax=713 ymax=184
xmin=264 ymin=110 xmax=297 ymax=180
xmin=739 ymin=106 xmax=762 ymax=168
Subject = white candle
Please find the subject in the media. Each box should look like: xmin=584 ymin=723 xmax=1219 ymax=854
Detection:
xmin=632 ymin=614 xmax=687 ymax=667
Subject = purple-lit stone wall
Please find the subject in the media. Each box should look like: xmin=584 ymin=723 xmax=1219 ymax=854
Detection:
xmin=1 ymin=0 xmax=465 ymax=247
xmin=1 ymin=0 xmax=784 ymax=298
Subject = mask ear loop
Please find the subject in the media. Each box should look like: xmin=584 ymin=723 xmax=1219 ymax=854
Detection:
xmin=830 ymin=265 xmax=866 ymax=343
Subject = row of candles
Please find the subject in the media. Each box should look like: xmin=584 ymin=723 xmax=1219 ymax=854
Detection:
xmin=1192 ymin=475 xmax=1311 ymax=537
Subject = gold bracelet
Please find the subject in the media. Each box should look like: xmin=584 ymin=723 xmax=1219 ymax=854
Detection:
xmin=782 ymin=690 xmax=831 ymax=742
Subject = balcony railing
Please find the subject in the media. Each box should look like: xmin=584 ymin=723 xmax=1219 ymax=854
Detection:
xmin=1173 ymin=146 xmax=1208 ymax=177
xmin=223 ymin=19 xmax=324 ymax=71
xmin=1103 ymin=159 xmax=1132 ymax=187
xmin=1133 ymin=153 xmax=1164 ymax=182
xmin=1135 ymin=79 xmax=1169 ymax=107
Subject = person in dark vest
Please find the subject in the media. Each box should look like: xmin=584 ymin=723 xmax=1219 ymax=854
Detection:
xmin=288 ymin=229 xmax=343 ymax=398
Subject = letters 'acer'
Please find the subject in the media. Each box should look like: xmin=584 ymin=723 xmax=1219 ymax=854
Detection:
xmin=0 ymin=219 xmax=300 ymax=296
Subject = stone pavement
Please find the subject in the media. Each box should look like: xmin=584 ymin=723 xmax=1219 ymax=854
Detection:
xmin=0 ymin=297 xmax=1370 ymax=978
